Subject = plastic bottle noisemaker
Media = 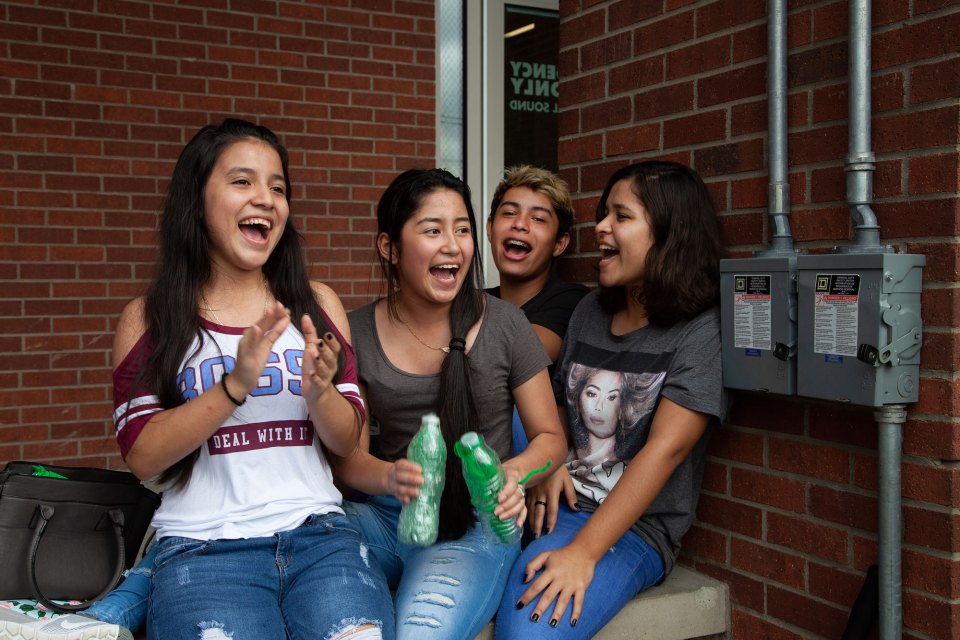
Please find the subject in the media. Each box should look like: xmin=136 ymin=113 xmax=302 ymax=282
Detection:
xmin=397 ymin=413 xmax=446 ymax=546
xmin=454 ymin=431 xmax=521 ymax=545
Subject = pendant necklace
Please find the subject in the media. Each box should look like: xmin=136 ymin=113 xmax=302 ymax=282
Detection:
xmin=400 ymin=318 xmax=450 ymax=353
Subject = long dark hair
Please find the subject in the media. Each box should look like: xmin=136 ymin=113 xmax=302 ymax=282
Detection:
xmin=142 ymin=118 xmax=339 ymax=488
xmin=596 ymin=161 xmax=722 ymax=325
xmin=376 ymin=168 xmax=485 ymax=540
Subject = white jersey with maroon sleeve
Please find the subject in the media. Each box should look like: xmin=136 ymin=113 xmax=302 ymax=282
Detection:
xmin=112 ymin=316 xmax=364 ymax=541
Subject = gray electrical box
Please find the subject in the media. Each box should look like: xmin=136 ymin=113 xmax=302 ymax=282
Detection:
xmin=720 ymin=256 xmax=797 ymax=395
xmin=796 ymin=252 xmax=924 ymax=406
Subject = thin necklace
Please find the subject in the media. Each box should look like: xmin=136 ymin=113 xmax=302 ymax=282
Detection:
xmin=400 ymin=318 xmax=449 ymax=353
xmin=203 ymin=300 xmax=225 ymax=326
xmin=202 ymin=279 xmax=270 ymax=327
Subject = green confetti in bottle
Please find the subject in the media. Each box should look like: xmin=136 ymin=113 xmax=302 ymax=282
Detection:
xmin=454 ymin=431 xmax=521 ymax=545
xmin=397 ymin=413 xmax=446 ymax=546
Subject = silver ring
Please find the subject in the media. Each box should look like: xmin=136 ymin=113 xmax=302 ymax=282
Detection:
xmin=534 ymin=500 xmax=547 ymax=507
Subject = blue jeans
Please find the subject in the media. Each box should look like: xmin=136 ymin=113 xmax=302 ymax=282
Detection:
xmin=343 ymin=495 xmax=520 ymax=640
xmin=511 ymin=407 xmax=528 ymax=457
xmin=84 ymin=544 xmax=156 ymax=630
xmin=495 ymin=504 xmax=665 ymax=640
xmin=148 ymin=513 xmax=395 ymax=640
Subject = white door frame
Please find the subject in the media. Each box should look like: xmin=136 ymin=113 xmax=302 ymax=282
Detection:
xmin=464 ymin=0 xmax=559 ymax=287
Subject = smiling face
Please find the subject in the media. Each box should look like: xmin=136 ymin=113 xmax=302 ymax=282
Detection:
xmin=203 ymin=139 xmax=289 ymax=274
xmin=578 ymin=369 xmax=623 ymax=439
xmin=595 ymin=178 xmax=655 ymax=289
xmin=486 ymin=186 xmax=568 ymax=284
xmin=380 ymin=187 xmax=475 ymax=307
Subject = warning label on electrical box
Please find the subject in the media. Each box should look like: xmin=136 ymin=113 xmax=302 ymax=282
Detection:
xmin=813 ymin=273 xmax=860 ymax=357
xmin=733 ymin=274 xmax=771 ymax=351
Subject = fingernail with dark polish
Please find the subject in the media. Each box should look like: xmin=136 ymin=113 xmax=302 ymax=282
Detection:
xmin=515 ymin=601 xmax=524 ymax=609
xmin=324 ymin=332 xmax=333 ymax=340
xmin=549 ymin=619 xmax=558 ymax=628
xmin=571 ymin=618 xmax=578 ymax=627
xmin=530 ymin=613 xmax=540 ymax=623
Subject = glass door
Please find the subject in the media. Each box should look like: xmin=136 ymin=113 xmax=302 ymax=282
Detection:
xmin=461 ymin=0 xmax=559 ymax=285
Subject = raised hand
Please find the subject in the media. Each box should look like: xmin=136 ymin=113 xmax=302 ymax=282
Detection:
xmin=300 ymin=313 xmax=341 ymax=405
xmin=229 ymin=301 xmax=291 ymax=397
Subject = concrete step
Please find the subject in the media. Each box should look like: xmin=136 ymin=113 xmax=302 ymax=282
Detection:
xmin=476 ymin=566 xmax=729 ymax=640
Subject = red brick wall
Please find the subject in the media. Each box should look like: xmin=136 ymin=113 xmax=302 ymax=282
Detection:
xmin=556 ymin=1 xmax=959 ymax=639
xmin=3 ymin=1 xmax=959 ymax=637
xmin=0 ymin=1 xmax=436 ymax=467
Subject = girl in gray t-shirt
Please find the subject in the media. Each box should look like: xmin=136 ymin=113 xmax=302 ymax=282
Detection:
xmin=333 ymin=168 xmax=568 ymax=640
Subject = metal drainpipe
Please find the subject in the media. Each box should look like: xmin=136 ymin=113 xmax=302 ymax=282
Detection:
xmin=875 ymin=404 xmax=906 ymax=639
xmin=763 ymin=0 xmax=793 ymax=256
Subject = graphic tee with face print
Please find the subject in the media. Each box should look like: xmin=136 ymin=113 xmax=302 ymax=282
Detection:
xmin=554 ymin=292 xmax=727 ymax=575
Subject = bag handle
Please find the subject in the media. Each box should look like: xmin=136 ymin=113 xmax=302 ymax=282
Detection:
xmin=27 ymin=504 xmax=126 ymax=613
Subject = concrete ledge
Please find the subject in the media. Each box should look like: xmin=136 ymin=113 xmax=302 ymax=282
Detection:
xmin=476 ymin=566 xmax=729 ymax=640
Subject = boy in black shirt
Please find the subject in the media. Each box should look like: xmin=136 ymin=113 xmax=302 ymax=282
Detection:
xmin=486 ymin=166 xmax=588 ymax=452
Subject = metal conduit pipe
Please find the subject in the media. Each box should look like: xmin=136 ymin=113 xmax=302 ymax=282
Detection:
xmin=845 ymin=0 xmax=882 ymax=251
xmin=847 ymin=1 xmax=903 ymax=637
xmin=765 ymin=0 xmax=793 ymax=255
xmin=875 ymin=404 xmax=906 ymax=639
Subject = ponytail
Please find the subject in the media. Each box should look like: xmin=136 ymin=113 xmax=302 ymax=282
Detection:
xmin=435 ymin=288 xmax=484 ymax=540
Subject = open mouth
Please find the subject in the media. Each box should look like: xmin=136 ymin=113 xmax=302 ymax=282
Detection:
xmin=430 ymin=264 xmax=459 ymax=281
xmin=503 ymin=239 xmax=532 ymax=259
xmin=239 ymin=217 xmax=272 ymax=242
xmin=599 ymin=245 xmax=620 ymax=259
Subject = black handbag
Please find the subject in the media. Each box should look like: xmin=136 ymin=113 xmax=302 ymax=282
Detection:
xmin=0 ymin=461 xmax=160 ymax=612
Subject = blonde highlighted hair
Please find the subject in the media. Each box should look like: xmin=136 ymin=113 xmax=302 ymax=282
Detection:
xmin=489 ymin=165 xmax=574 ymax=240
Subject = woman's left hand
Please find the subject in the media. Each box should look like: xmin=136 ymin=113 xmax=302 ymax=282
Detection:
xmin=494 ymin=462 xmax=527 ymax=529
xmin=300 ymin=313 xmax=341 ymax=404
xmin=517 ymin=543 xmax=597 ymax=628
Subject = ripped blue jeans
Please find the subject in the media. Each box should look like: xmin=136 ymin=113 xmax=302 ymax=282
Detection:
xmin=148 ymin=512 xmax=395 ymax=640
xmin=343 ymin=495 xmax=519 ymax=640
xmin=83 ymin=543 xmax=156 ymax=630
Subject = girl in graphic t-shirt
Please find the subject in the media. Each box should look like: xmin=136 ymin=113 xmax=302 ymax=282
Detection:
xmin=497 ymin=161 xmax=728 ymax=640
xmin=109 ymin=119 xmax=394 ymax=639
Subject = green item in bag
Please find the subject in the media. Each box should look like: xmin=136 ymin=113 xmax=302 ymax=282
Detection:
xmin=31 ymin=465 xmax=68 ymax=479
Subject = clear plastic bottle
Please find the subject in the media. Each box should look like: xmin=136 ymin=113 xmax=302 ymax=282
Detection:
xmin=397 ymin=413 xmax=446 ymax=546
xmin=454 ymin=431 xmax=521 ymax=545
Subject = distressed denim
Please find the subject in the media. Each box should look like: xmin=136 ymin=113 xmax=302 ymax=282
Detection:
xmin=344 ymin=495 xmax=520 ymax=640
xmin=148 ymin=513 xmax=395 ymax=640
xmin=83 ymin=543 xmax=156 ymax=631
xmin=495 ymin=504 xmax=665 ymax=640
